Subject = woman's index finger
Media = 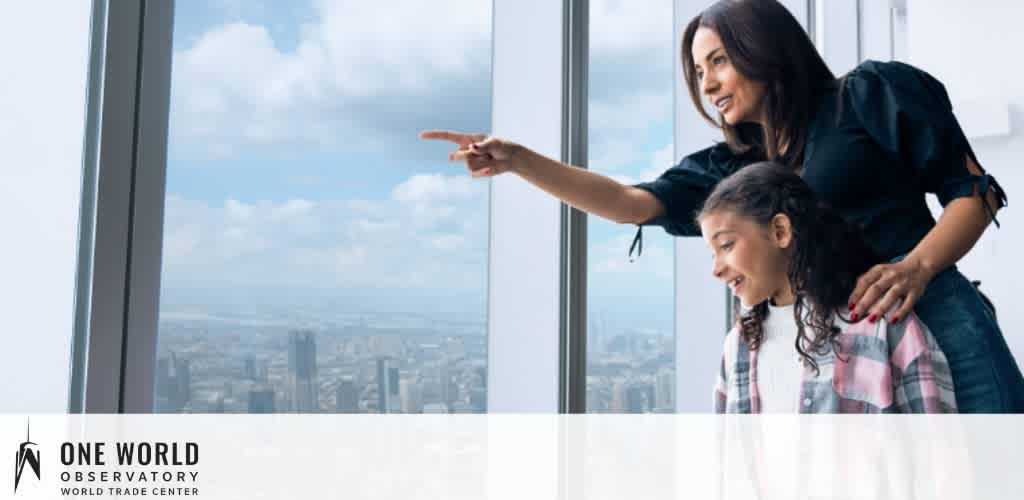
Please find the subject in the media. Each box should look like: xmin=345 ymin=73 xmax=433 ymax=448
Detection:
xmin=420 ymin=130 xmax=468 ymax=143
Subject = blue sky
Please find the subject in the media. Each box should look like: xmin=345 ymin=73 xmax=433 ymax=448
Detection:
xmin=162 ymin=0 xmax=679 ymax=329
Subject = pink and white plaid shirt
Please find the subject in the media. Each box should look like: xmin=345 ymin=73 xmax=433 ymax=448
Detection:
xmin=714 ymin=311 xmax=957 ymax=413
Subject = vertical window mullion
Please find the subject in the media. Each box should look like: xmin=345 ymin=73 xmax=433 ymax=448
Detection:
xmin=560 ymin=0 xmax=588 ymax=415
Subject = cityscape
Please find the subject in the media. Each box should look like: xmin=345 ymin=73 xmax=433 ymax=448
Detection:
xmin=155 ymin=305 xmax=676 ymax=414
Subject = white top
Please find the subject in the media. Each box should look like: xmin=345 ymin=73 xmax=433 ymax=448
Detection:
xmin=755 ymin=302 xmax=804 ymax=413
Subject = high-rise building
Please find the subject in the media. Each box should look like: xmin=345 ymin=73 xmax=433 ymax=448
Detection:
xmin=440 ymin=362 xmax=459 ymax=409
xmin=155 ymin=352 xmax=191 ymax=413
xmin=376 ymin=357 xmax=400 ymax=413
xmin=288 ymin=330 xmax=319 ymax=412
xmin=245 ymin=356 xmax=257 ymax=380
xmin=610 ymin=381 xmax=626 ymax=412
xmin=399 ymin=378 xmax=423 ymax=413
xmin=655 ymin=369 xmax=675 ymax=411
xmin=245 ymin=356 xmax=269 ymax=383
xmin=336 ymin=377 xmax=359 ymax=413
xmin=248 ymin=388 xmax=275 ymax=413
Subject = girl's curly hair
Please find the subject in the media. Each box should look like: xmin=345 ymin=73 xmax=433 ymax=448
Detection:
xmin=698 ymin=162 xmax=880 ymax=374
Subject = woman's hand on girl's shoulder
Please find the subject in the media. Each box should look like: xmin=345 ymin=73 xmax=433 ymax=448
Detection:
xmin=848 ymin=257 xmax=937 ymax=324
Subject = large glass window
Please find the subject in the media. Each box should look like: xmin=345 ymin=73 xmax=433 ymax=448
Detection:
xmin=156 ymin=1 xmax=493 ymax=413
xmin=586 ymin=0 xmax=675 ymax=413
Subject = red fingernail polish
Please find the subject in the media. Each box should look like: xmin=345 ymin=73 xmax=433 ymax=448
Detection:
xmin=869 ymin=314 xmax=877 ymax=323
xmin=851 ymin=313 xmax=859 ymax=321
xmin=848 ymin=303 xmax=855 ymax=311
xmin=892 ymin=316 xmax=900 ymax=323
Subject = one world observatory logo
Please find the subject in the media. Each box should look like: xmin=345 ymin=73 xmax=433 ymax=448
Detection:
xmin=14 ymin=420 xmax=40 ymax=494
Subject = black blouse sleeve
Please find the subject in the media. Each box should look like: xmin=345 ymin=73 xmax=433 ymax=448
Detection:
xmin=844 ymin=60 xmax=1007 ymax=224
xmin=627 ymin=144 xmax=746 ymax=260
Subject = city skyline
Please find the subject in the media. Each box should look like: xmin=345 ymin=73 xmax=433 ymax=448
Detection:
xmin=155 ymin=304 xmax=675 ymax=414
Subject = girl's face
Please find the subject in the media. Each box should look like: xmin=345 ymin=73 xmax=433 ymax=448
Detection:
xmin=691 ymin=27 xmax=767 ymax=125
xmin=699 ymin=210 xmax=794 ymax=307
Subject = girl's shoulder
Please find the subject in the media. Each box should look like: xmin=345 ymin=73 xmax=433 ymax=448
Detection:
xmin=835 ymin=309 xmax=937 ymax=370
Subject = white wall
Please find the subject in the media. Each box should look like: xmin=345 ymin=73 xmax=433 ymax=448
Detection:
xmin=906 ymin=0 xmax=1024 ymax=361
xmin=0 ymin=3 xmax=93 ymax=411
xmin=488 ymin=0 xmax=564 ymax=412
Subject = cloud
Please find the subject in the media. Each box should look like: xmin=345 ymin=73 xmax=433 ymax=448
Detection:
xmin=169 ymin=0 xmax=682 ymax=162
xmin=169 ymin=0 xmax=493 ymax=160
xmin=587 ymin=0 xmax=676 ymax=176
xmin=161 ymin=173 xmax=489 ymax=291
xmin=591 ymin=0 xmax=676 ymax=60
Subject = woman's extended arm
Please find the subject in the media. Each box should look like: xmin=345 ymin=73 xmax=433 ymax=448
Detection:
xmin=849 ymin=155 xmax=1000 ymax=323
xmin=420 ymin=130 xmax=665 ymax=224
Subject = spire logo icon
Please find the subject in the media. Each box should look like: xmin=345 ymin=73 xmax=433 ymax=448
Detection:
xmin=14 ymin=420 xmax=41 ymax=494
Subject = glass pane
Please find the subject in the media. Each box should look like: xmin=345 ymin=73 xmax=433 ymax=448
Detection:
xmin=586 ymin=0 xmax=675 ymax=413
xmin=157 ymin=1 xmax=492 ymax=413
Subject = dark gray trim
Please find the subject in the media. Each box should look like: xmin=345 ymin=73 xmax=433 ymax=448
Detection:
xmin=70 ymin=0 xmax=174 ymax=413
xmin=69 ymin=0 xmax=110 ymax=414
xmin=559 ymin=0 xmax=588 ymax=414
xmin=74 ymin=0 xmax=145 ymax=413
xmin=121 ymin=0 xmax=175 ymax=413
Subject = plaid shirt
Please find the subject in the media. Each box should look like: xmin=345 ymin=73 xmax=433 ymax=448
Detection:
xmin=714 ymin=311 xmax=957 ymax=413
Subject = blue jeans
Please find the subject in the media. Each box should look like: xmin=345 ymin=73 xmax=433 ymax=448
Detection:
xmin=899 ymin=259 xmax=1024 ymax=412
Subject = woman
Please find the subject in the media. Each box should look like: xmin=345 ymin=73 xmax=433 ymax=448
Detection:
xmin=699 ymin=162 xmax=955 ymax=413
xmin=421 ymin=0 xmax=1024 ymax=411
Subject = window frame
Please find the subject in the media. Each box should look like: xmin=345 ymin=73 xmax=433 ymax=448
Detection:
xmin=72 ymin=0 xmax=174 ymax=413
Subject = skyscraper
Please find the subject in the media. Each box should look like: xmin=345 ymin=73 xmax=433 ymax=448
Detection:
xmin=288 ymin=330 xmax=319 ymax=412
xmin=245 ymin=356 xmax=269 ymax=383
xmin=399 ymin=378 xmax=423 ymax=413
xmin=376 ymin=357 xmax=401 ymax=413
xmin=655 ymin=369 xmax=675 ymax=411
xmin=156 ymin=352 xmax=191 ymax=413
xmin=336 ymin=377 xmax=359 ymax=413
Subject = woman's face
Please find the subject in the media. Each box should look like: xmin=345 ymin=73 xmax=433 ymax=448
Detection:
xmin=699 ymin=210 xmax=794 ymax=307
xmin=691 ymin=27 xmax=767 ymax=125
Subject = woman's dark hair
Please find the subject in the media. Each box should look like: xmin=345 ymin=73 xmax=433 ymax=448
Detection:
xmin=697 ymin=162 xmax=880 ymax=373
xmin=682 ymin=0 xmax=835 ymax=168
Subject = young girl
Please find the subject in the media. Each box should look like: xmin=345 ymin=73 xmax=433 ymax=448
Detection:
xmin=698 ymin=162 xmax=956 ymax=413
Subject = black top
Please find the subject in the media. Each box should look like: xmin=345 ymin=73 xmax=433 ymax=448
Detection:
xmin=633 ymin=60 xmax=1007 ymax=262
